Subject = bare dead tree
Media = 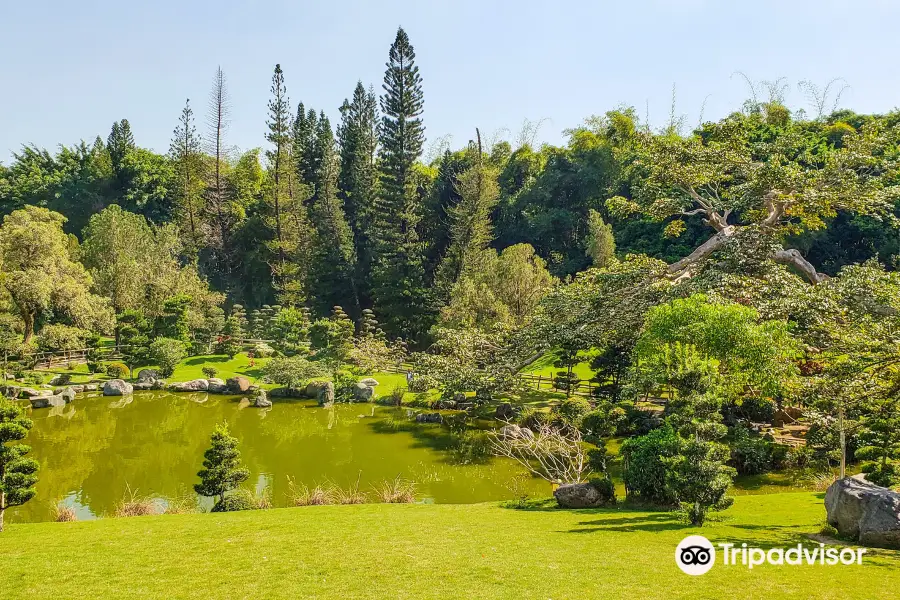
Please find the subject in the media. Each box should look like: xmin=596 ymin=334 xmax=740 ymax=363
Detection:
xmin=489 ymin=423 xmax=588 ymax=484
xmin=798 ymin=78 xmax=850 ymax=120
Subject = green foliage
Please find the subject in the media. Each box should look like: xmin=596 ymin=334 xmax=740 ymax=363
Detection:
xmin=585 ymin=209 xmax=616 ymax=268
xmin=664 ymin=438 xmax=736 ymax=526
xmin=553 ymin=397 xmax=592 ymax=428
xmin=310 ymin=306 xmax=354 ymax=368
xmin=216 ymin=314 xmax=243 ymax=358
xmin=202 ymin=367 xmax=218 ymax=380
xmin=263 ymin=356 xmax=325 ymax=390
xmin=156 ymin=294 xmax=193 ymax=343
xmin=105 ymin=362 xmax=130 ymax=379
xmin=855 ymin=392 xmax=900 ymax=488
xmin=116 ymin=309 xmax=152 ymax=371
xmin=194 ymin=422 xmax=250 ymax=505
xmin=620 ymin=424 xmax=679 ymax=506
xmin=728 ymin=424 xmax=775 ymax=475
xmin=0 ymin=398 xmax=39 ymax=529
xmin=587 ymin=475 xmax=616 ymax=506
xmin=36 ymin=324 xmax=89 ymax=353
xmin=269 ymin=307 xmax=310 ymax=356
xmin=149 ymin=338 xmax=188 ymax=378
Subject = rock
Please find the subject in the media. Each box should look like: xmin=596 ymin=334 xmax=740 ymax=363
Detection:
xmin=825 ymin=476 xmax=900 ymax=549
xmin=132 ymin=382 xmax=154 ymax=390
xmin=495 ymin=402 xmax=517 ymax=421
xmin=48 ymin=375 xmax=70 ymax=386
xmin=1 ymin=385 xmax=21 ymax=399
xmin=358 ymin=377 xmax=379 ymax=388
xmin=137 ymin=369 xmax=159 ymax=383
xmin=269 ymin=387 xmax=302 ymax=398
xmin=435 ymin=399 xmax=457 ymax=410
xmin=226 ymin=376 xmax=251 ymax=394
xmin=83 ymin=384 xmax=98 ymax=392
xmin=306 ymin=381 xmax=335 ymax=405
xmin=251 ymin=389 xmax=272 ymax=408
xmin=353 ymin=382 xmax=374 ymax=403
xmin=500 ymin=424 xmax=531 ymax=440
xmin=554 ymin=483 xmax=606 ymax=508
xmin=207 ymin=378 xmax=227 ymax=393
xmin=67 ymin=385 xmax=85 ymax=393
xmin=103 ymin=379 xmax=134 ymax=396
xmin=772 ymin=406 xmax=804 ymax=427
xmin=415 ymin=412 xmax=443 ymax=424
xmin=169 ymin=379 xmax=209 ymax=392
xmin=60 ymin=387 xmax=77 ymax=403
xmin=30 ymin=394 xmax=66 ymax=409
xmin=20 ymin=387 xmax=51 ymax=399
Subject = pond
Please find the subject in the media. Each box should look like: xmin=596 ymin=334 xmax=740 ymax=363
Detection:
xmin=10 ymin=391 xmax=548 ymax=523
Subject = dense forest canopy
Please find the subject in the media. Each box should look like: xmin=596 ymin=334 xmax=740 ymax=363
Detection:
xmin=1 ymin=26 xmax=899 ymax=350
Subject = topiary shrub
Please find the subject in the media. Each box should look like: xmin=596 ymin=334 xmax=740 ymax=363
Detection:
xmin=53 ymin=373 xmax=73 ymax=385
xmin=722 ymin=396 xmax=775 ymax=425
xmin=620 ymin=423 xmax=680 ymax=506
xmin=202 ymin=367 xmax=218 ymax=380
xmin=149 ymin=338 xmax=188 ymax=378
xmin=553 ymin=397 xmax=592 ymax=428
xmin=728 ymin=424 xmax=774 ymax=475
xmin=105 ymin=362 xmax=129 ymax=379
xmin=212 ymin=490 xmax=257 ymax=512
xmin=253 ymin=343 xmax=275 ymax=358
xmin=408 ymin=374 xmax=437 ymax=393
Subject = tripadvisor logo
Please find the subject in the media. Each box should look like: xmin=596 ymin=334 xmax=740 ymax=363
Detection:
xmin=675 ymin=535 xmax=867 ymax=576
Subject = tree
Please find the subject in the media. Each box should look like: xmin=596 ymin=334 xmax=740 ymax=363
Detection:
xmin=107 ymin=118 xmax=136 ymax=184
xmin=494 ymin=244 xmax=555 ymax=324
xmin=217 ymin=312 xmax=244 ymax=359
xmin=434 ymin=132 xmax=500 ymax=301
xmin=372 ymin=27 xmax=430 ymax=340
xmin=585 ymin=209 xmax=616 ymax=268
xmin=0 ymin=206 xmax=113 ymax=343
xmin=194 ymin=422 xmax=250 ymax=511
xmin=855 ymin=380 xmax=900 ymax=487
xmin=0 ymin=398 xmax=39 ymax=532
xmin=205 ymin=67 xmax=234 ymax=275
xmin=338 ymin=82 xmax=379 ymax=304
xmin=116 ymin=309 xmax=152 ymax=372
xmin=149 ymin=337 xmax=188 ymax=378
xmin=169 ymin=99 xmax=205 ymax=252
xmin=262 ymin=355 xmax=325 ymax=390
xmin=269 ymin=306 xmax=311 ymax=356
xmin=307 ymin=114 xmax=358 ymax=316
xmin=310 ymin=306 xmax=355 ymax=369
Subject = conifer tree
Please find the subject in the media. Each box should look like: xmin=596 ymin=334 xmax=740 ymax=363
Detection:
xmin=338 ymin=82 xmax=379 ymax=305
xmin=107 ymin=118 xmax=135 ymax=176
xmin=0 ymin=399 xmax=39 ymax=532
xmin=169 ymin=99 xmax=205 ymax=253
xmin=372 ymin=27 xmax=430 ymax=340
xmin=307 ymin=113 xmax=358 ymax=317
xmin=292 ymin=103 xmax=318 ymax=190
xmin=265 ymin=64 xmax=308 ymax=306
xmin=205 ymin=67 xmax=235 ymax=277
xmin=194 ymin=422 xmax=250 ymax=511
xmin=585 ymin=209 xmax=616 ymax=268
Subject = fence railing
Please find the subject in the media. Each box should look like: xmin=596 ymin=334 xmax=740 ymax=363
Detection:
xmin=515 ymin=372 xmax=671 ymax=405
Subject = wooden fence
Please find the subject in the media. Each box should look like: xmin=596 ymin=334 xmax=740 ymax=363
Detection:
xmin=515 ymin=372 xmax=671 ymax=406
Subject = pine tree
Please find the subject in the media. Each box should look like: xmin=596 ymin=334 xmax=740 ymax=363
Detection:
xmin=205 ymin=67 xmax=234 ymax=277
xmin=293 ymin=105 xmax=320 ymax=190
xmin=0 ymin=399 xmax=39 ymax=532
xmin=434 ymin=131 xmax=500 ymax=301
xmin=856 ymin=393 xmax=900 ymax=487
xmin=307 ymin=113 xmax=359 ymax=317
xmin=107 ymin=118 xmax=135 ymax=176
xmin=169 ymin=99 xmax=205 ymax=252
xmin=265 ymin=65 xmax=308 ymax=306
xmin=372 ymin=27 xmax=430 ymax=341
xmin=338 ymin=82 xmax=379 ymax=306
xmin=194 ymin=422 xmax=250 ymax=510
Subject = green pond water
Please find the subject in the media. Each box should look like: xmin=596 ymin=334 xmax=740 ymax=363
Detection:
xmin=10 ymin=391 xmax=548 ymax=523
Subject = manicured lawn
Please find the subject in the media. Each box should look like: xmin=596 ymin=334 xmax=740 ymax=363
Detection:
xmin=1 ymin=492 xmax=897 ymax=599
xmin=163 ymin=353 xmax=271 ymax=384
xmin=524 ymin=350 xmax=596 ymax=381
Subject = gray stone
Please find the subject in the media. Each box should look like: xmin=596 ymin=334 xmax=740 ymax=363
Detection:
xmin=826 ymin=476 xmax=900 ymax=549
xmin=435 ymin=399 xmax=457 ymax=410
xmin=269 ymin=387 xmax=301 ymax=398
xmin=48 ymin=375 xmax=72 ymax=386
xmin=415 ymin=412 xmax=443 ymax=424
xmin=137 ymin=369 xmax=159 ymax=383
xmin=305 ymin=381 xmax=335 ymax=405
xmin=353 ymin=382 xmax=374 ymax=402
xmin=226 ymin=376 xmax=251 ymax=394
xmin=500 ymin=424 xmax=534 ymax=440
xmin=169 ymin=379 xmax=209 ymax=392
xmin=83 ymin=384 xmax=98 ymax=392
xmin=554 ymin=483 xmax=605 ymax=508
xmin=132 ymin=382 xmax=154 ymax=390
xmin=20 ymin=387 xmax=51 ymax=399
xmin=103 ymin=379 xmax=133 ymax=396
xmin=207 ymin=378 xmax=227 ymax=393
xmin=60 ymin=387 xmax=77 ymax=403
xmin=358 ymin=377 xmax=379 ymax=388
xmin=30 ymin=394 xmax=66 ymax=409
xmin=495 ymin=402 xmax=517 ymax=421
xmin=251 ymin=389 xmax=272 ymax=408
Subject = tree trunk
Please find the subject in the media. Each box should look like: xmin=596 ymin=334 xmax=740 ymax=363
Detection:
xmin=22 ymin=311 xmax=35 ymax=344
xmin=0 ymin=492 xmax=5 ymax=533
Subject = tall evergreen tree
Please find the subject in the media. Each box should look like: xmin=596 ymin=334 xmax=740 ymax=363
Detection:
xmin=107 ymin=118 xmax=135 ymax=176
xmin=307 ymin=113 xmax=358 ymax=317
xmin=194 ymin=422 xmax=250 ymax=511
xmin=205 ymin=67 xmax=234 ymax=279
xmin=169 ymin=99 xmax=205 ymax=253
xmin=372 ymin=27 xmax=430 ymax=341
xmin=0 ymin=398 xmax=39 ymax=532
xmin=265 ymin=64 xmax=307 ymax=306
xmin=338 ymin=82 xmax=379 ymax=306
xmin=293 ymin=105 xmax=320 ymax=190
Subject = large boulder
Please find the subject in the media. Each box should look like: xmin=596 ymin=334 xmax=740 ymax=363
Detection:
xmin=825 ymin=476 xmax=900 ymax=549
xmin=103 ymin=379 xmax=134 ymax=396
xmin=60 ymin=387 xmax=77 ymax=404
xmin=170 ymin=379 xmax=209 ymax=392
xmin=226 ymin=376 xmax=251 ymax=394
xmin=251 ymin=389 xmax=272 ymax=408
xmin=353 ymin=382 xmax=374 ymax=403
xmin=83 ymin=383 xmax=99 ymax=392
xmin=133 ymin=382 xmax=154 ymax=391
xmin=269 ymin=387 xmax=302 ymax=398
xmin=305 ymin=381 xmax=335 ymax=405
xmin=554 ymin=483 xmax=606 ymax=509
xmin=207 ymin=378 xmax=227 ymax=394
xmin=20 ymin=387 xmax=51 ymax=399
xmin=499 ymin=424 xmax=534 ymax=440
xmin=30 ymin=394 xmax=66 ymax=409
xmin=137 ymin=369 xmax=159 ymax=383
xmin=358 ymin=377 xmax=379 ymax=388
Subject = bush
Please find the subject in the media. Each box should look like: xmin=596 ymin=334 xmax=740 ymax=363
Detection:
xmin=620 ymin=423 xmax=680 ymax=506
xmin=149 ymin=338 xmax=188 ymax=378
xmin=105 ymin=362 xmax=129 ymax=379
xmin=262 ymin=355 xmax=325 ymax=390
xmin=253 ymin=343 xmax=275 ymax=358
xmin=722 ymin=396 xmax=775 ymax=425
xmin=53 ymin=373 xmax=73 ymax=385
xmin=587 ymin=446 xmax=609 ymax=473
xmin=588 ymin=475 xmax=616 ymax=506
xmin=202 ymin=367 xmax=218 ymax=380
xmin=728 ymin=424 xmax=774 ymax=475
xmin=554 ymin=397 xmax=592 ymax=427
xmin=580 ymin=403 xmax=627 ymax=444
xmin=212 ymin=490 xmax=258 ymax=512
xmin=408 ymin=374 xmax=437 ymax=393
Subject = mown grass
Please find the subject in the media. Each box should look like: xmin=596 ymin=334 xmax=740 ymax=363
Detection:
xmin=1 ymin=492 xmax=898 ymax=599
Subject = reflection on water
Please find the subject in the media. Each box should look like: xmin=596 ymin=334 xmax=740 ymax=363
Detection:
xmin=11 ymin=391 xmax=547 ymax=523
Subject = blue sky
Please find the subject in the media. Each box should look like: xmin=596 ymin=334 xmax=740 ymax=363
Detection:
xmin=1 ymin=0 xmax=898 ymax=162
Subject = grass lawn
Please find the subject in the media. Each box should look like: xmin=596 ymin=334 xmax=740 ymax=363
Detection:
xmin=524 ymin=350 xmax=596 ymax=381
xmin=1 ymin=492 xmax=897 ymax=599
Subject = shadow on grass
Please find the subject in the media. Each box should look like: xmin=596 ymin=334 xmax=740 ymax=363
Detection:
xmin=568 ymin=512 xmax=689 ymax=534
xmin=183 ymin=356 xmax=231 ymax=366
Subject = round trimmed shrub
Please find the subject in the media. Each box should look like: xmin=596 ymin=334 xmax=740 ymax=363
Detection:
xmin=105 ymin=362 xmax=129 ymax=379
